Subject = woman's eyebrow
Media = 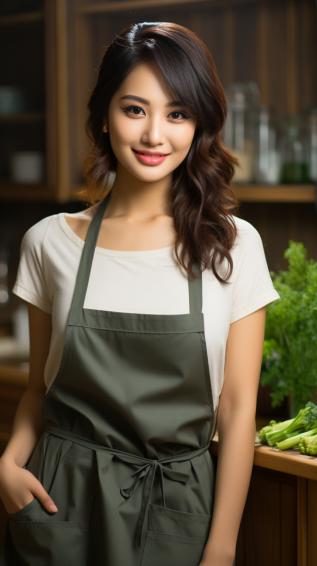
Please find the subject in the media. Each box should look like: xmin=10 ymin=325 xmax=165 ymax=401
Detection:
xmin=120 ymin=95 xmax=183 ymax=107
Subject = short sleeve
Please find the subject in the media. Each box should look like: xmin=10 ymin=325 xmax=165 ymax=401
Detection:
xmin=230 ymin=220 xmax=280 ymax=324
xmin=12 ymin=217 xmax=54 ymax=314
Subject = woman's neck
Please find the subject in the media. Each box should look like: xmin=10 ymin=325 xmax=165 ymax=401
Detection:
xmin=106 ymin=165 xmax=173 ymax=222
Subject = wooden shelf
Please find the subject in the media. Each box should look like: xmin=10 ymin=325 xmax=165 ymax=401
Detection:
xmin=0 ymin=112 xmax=45 ymax=124
xmin=0 ymin=181 xmax=55 ymax=201
xmin=233 ymin=184 xmax=316 ymax=203
xmin=78 ymin=0 xmax=269 ymax=15
xmin=1 ymin=183 xmax=315 ymax=203
xmin=69 ymin=184 xmax=317 ymax=204
xmin=0 ymin=11 xmax=44 ymax=26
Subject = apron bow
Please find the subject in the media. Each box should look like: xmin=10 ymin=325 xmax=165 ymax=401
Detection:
xmin=117 ymin=455 xmax=191 ymax=547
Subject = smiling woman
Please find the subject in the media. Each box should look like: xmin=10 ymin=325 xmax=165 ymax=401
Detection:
xmin=82 ymin=22 xmax=239 ymax=281
xmin=0 ymin=21 xmax=280 ymax=566
xmin=106 ymin=60 xmax=197 ymax=178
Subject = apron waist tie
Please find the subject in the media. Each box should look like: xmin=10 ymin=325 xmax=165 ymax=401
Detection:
xmin=44 ymin=424 xmax=211 ymax=547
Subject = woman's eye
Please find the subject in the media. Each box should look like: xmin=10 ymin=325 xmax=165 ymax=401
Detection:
xmin=169 ymin=111 xmax=188 ymax=120
xmin=122 ymin=105 xmax=145 ymax=116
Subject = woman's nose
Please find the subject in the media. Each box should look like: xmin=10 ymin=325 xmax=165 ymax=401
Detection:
xmin=141 ymin=117 xmax=166 ymax=146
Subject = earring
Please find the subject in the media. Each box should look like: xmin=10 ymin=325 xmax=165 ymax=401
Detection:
xmin=103 ymin=125 xmax=108 ymax=133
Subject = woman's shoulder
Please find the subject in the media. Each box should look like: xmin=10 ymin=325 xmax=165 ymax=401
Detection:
xmin=230 ymin=215 xmax=263 ymax=254
xmin=232 ymin=215 xmax=261 ymax=237
xmin=20 ymin=203 xmax=96 ymax=249
xmin=62 ymin=202 xmax=100 ymax=242
xmin=20 ymin=213 xmax=59 ymax=254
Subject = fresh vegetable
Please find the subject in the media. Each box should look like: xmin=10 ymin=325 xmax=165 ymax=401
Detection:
xmin=258 ymin=418 xmax=294 ymax=444
xmin=299 ymin=438 xmax=307 ymax=455
xmin=266 ymin=403 xmax=317 ymax=446
xmin=261 ymin=242 xmax=317 ymax=415
xmin=276 ymin=427 xmax=317 ymax=451
xmin=299 ymin=435 xmax=317 ymax=455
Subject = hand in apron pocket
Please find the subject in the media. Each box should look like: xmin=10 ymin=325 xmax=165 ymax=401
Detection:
xmin=8 ymin=494 xmax=94 ymax=566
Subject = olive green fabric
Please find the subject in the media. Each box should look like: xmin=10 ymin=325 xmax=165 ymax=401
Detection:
xmin=0 ymin=191 xmax=233 ymax=566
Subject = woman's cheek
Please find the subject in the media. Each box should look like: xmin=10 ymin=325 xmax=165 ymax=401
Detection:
xmin=171 ymin=125 xmax=195 ymax=153
xmin=113 ymin=121 xmax=134 ymax=145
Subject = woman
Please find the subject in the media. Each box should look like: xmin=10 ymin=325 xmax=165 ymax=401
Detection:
xmin=0 ymin=22 xmax=279 ymax=566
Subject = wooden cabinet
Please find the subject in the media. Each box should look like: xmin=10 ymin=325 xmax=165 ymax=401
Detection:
xmin=210 ymin=434 xmax=317 ymax=566
xmin=0 ymin=0 xmax=316 ymax=204
xmin=0 ymin=2 xmax=57 ymax=200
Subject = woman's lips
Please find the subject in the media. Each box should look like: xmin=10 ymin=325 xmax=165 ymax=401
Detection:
xmin=132 ymin=149 xmax=170 ymax=166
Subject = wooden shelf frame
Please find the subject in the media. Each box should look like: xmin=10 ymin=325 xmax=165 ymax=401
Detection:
xmin=78 ymin=0 xmax=275 ymax=15
xmin=0 ymin=11 xmax=44 ymax=26
xmin=0 ymin=181 xmax=55 ymax=201
xmin=0 ymin=112 xmax=45 ymax=124
xmin=0 ymin=183 xmax=315 ymax=205
xmin=233 ymin=184 xmax=316 ymax=203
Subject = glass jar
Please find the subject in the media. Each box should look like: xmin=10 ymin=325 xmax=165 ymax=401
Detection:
xmin=253 ymin=106 xmax=282 ymax=184
xmin=305 ymin=106 xmax=317 ymax=182
xmin=280 ymin=114 xmax=310 ymax=183
xmin=223 ymin=81 xmax=260 ymax=183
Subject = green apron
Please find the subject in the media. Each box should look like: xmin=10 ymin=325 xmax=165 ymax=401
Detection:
xmin=0 ymin=191 xmax=231 ymax=566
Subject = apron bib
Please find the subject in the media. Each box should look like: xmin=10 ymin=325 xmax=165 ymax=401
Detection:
xmin=0 ymin=191 xmax=220 ymax=566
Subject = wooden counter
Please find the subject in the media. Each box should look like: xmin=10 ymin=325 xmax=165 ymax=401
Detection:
xmin=210 ymin=434 xmax=317 ymax=566
xmin=210 ymin=431 xmax=317 ymax=481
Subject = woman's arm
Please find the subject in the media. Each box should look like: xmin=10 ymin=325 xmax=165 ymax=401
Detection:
xmin=201 ymin=305 xmax=267 ymax=566
xmin=0 ymin=303 xmax=58 ymax=514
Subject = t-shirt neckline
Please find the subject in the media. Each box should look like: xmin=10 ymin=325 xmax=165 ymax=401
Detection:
xmin=58 ymin=213 xmax=175 ymax=258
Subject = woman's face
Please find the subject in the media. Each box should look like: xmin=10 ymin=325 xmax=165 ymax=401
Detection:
xmin=107 ymin=60 xmax=196 ymax=183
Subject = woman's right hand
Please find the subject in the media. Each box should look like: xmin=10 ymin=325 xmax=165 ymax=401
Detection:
xmin=0 ymin=457 xmax=58 ymax=515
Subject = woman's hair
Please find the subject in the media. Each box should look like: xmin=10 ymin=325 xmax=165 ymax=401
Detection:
xmin=81 ymin=21 xmax=239 ymax=283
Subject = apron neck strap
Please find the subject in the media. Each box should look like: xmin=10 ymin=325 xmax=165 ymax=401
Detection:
xmin=69 ymin=190 xmax=202 ymax=324
xmin=188 ymin=263 xmax=203 ymax=315
xmin=68 ymin=191 xmax=111 ymax=325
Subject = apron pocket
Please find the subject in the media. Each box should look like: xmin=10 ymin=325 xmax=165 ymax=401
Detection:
xmin=8 ymin=497 xmax=40 ymax=521
xmin=9 ymin=520 xmax=89 ymax=566
xmin=141 ymin=503 xmax=211 ymax=566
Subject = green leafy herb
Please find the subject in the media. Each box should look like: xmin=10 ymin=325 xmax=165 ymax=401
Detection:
xmin=261 ymin=242 xmax=317 ymax=415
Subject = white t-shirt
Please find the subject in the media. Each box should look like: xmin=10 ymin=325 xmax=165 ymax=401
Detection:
xmin=12 ymin=211 xmax=280 ymax=413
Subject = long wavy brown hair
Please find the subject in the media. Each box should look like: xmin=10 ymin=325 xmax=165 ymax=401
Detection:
xmin=80 ymin=22 xmax=239 ymax=283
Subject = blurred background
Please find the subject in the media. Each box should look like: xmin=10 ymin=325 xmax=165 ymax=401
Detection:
xmin=0 ymin=0 xmax=316 ymax=418
xmin=0 ymin=1 xmax=316 ymax=562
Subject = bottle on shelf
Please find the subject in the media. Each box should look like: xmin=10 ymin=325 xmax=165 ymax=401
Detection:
xmin=223 ymin=81 xmax=260 ymax=184
xmin=279 ymin=114 xmax=310 ymax=184
xmin=10 ymin=151 xmax=45 ymax=183
xmin=253 ymin=106 xmax=282 ymax=184
xmin=304 ymin=106 xmax=317 ymax=183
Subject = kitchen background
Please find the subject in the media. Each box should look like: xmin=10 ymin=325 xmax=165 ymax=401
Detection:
xmin=0 ymin=0 xmax=317 ymax=563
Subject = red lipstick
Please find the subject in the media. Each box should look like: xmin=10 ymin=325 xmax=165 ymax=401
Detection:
xmin=132 ymin=149 xmax=170 ymax=166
